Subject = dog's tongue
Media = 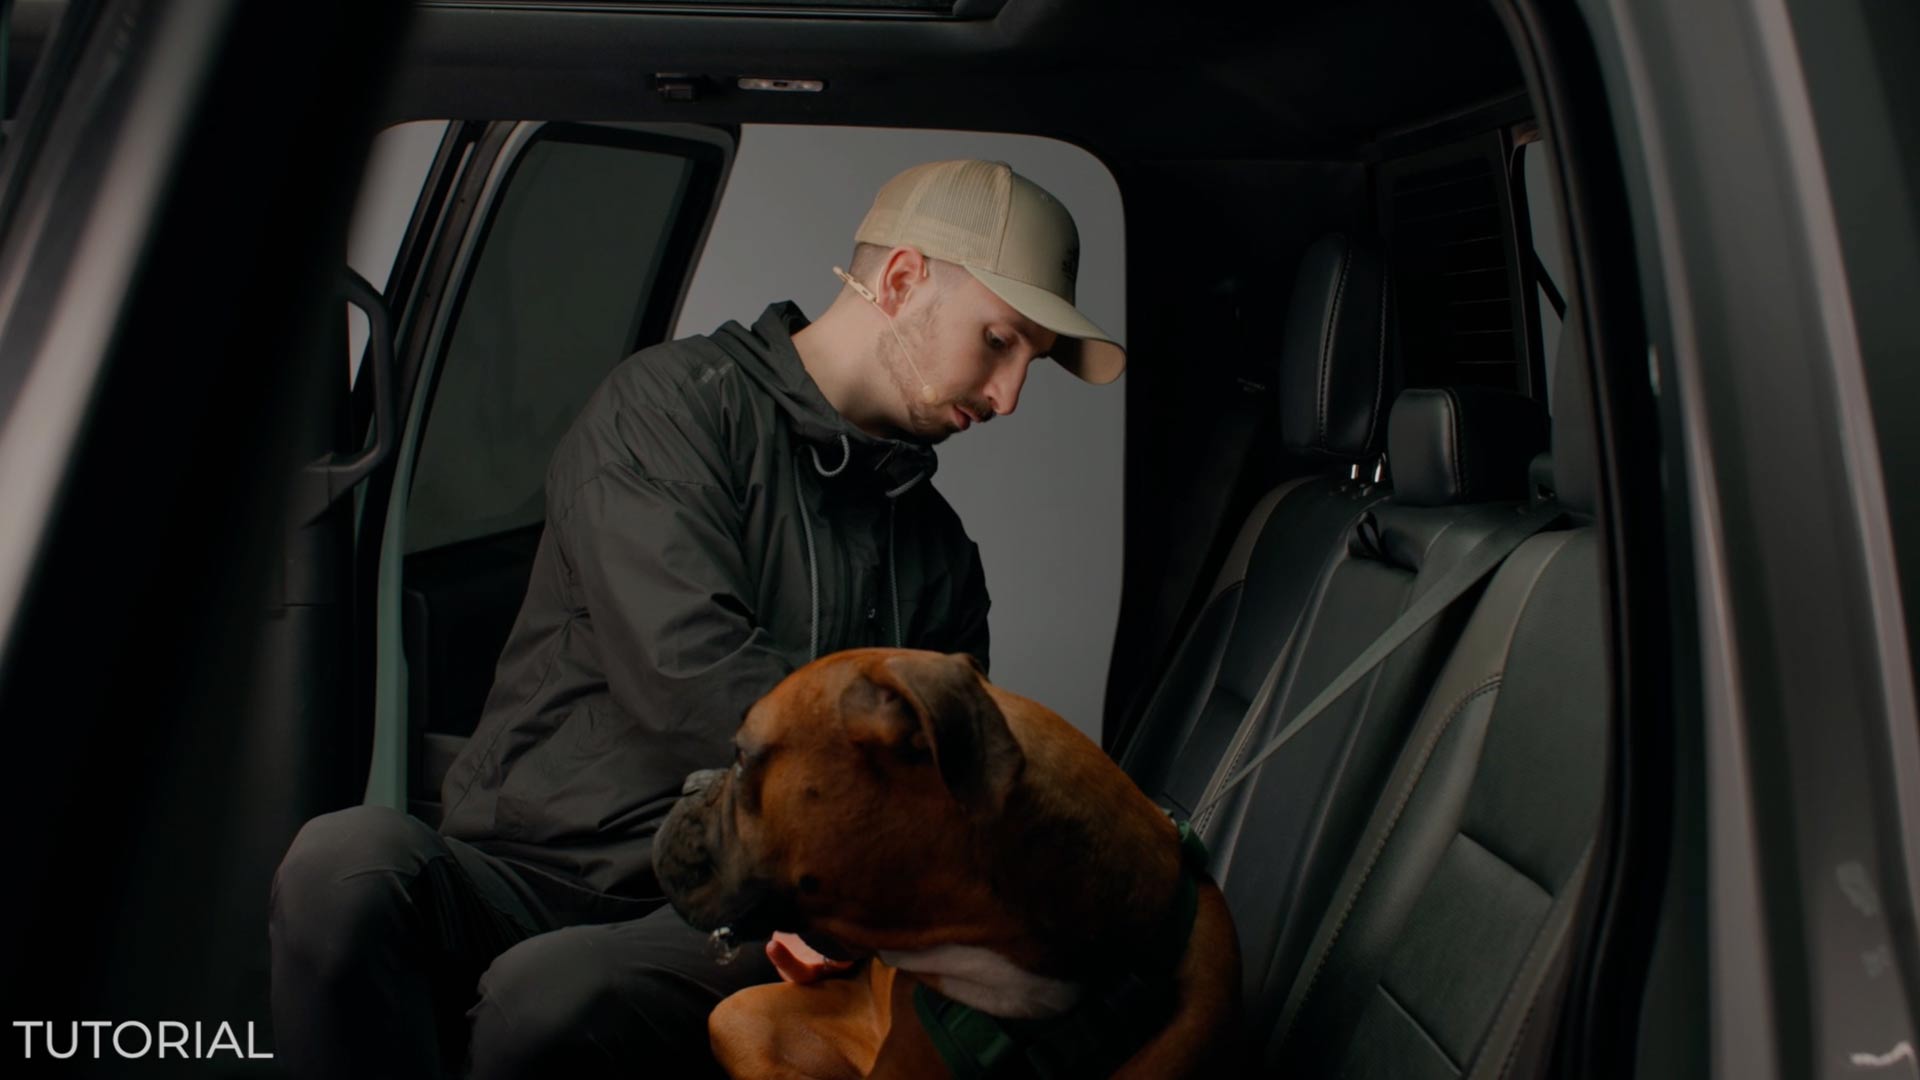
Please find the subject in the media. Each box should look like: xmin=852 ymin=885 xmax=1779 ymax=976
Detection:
xmin=768 ymin=932 xmax=858 ymax=984
xmin=798 ymin=931 xmax=858 ymax=962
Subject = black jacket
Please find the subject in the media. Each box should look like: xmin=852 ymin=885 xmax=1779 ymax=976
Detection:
xmin=439 ymin=302 xmax=991 ymax=898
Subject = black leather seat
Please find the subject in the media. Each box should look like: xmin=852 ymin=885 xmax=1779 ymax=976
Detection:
xmin=1119 ymin=232 xmax=1397 ymax=811
xmin=1261 ymin=321 xmax=1606 ymax=1076
xmin=1198 ymin=386 xmax=1550 ymax=1035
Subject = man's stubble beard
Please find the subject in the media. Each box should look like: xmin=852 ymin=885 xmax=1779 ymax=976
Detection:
xmin=874 ymin=293 xmax=953 ymax=445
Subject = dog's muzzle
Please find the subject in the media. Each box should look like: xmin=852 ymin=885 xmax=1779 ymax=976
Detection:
xmin=682 ymin=767 xmax=726 ymax=797
xmin=653 ymin=770 xmax=727 ymax=905
xmin=652 ymin=767 xmax=789 ymax=937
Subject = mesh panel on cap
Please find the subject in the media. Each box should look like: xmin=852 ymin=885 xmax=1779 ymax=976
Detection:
xmin=861 ymin=160 xmax=1010 ymax=268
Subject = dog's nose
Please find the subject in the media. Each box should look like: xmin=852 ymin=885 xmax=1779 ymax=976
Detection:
xmin=682 ymin=768 xmax=726 ymax=796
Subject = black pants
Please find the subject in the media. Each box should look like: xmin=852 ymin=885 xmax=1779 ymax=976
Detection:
xmin=268 ymin=805 xmax=777 ymax=1079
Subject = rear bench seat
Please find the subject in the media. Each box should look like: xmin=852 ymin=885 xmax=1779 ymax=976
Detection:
xmin=1262 ymin=328 xmax=1605 ymax=1075
xmin=1200 ymin=386 xmax=1552 ymax=1030
xmin=1122 ymin=285 xmax=1605 ymax=1073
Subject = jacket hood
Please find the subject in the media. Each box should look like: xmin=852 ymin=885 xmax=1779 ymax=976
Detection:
xmin=712 ymin=302 xmax=938 ymax=495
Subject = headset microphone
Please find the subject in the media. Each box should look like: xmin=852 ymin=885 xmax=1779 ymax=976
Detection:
xmin=833 ymin=266 xmax=939 ymax=405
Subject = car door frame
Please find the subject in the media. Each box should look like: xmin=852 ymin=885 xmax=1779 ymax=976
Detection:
xmin=346 ymin=118 xmax=736 ymax=812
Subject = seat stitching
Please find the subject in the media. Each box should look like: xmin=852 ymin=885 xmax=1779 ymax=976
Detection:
xmin=1484 ymin=915 xmax=1560 ymax=1079
xmin=1194 ymin=620 xmax=1302 ymax=837
xmin=1215 ymin=618 xmax=1303 ymax=781
xmin=1416 ymin=517 xmax=1461 ymax=576
xmin=1454 ymin=827 xmax=1552 ymax=897
xmin=1376 ymin=980 xmax=1464 ymax=1074
xmin=1280 ymin=673 xmax=1504 ymax=1045
xmin=1193 ymin=495 xmax=1375 ymax=835
xmin=1198 ymin=704 xmax=1259 ymax=835
xmin=1362 ymin=268 xmax=1389 ymax=453
xmin=1481 ymin=843 xmax=1592 ymax=1077
xmin=1443 ymin=387 xmax=1466 ymax=498
xmin=1496 ymin=994 xmax=1541 ymax=1080
xmin=1318 ymin=240 xmax=1353 ymax=452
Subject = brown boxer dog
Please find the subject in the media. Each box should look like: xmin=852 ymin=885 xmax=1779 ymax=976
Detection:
xmin=652 ymin=647 xmax=1241 ymax=1079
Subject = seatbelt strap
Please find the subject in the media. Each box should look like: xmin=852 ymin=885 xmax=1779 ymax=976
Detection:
xmin=1530 ymin=248 xmax=1568 ymax=319
xmin=1192 ymin=502 xmax=1563 ymax=820
xmin=1186 ymin=498 xmax=1371 ymax=836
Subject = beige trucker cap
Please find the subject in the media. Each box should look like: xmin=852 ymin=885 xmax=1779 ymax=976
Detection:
xmin=854 ymin=160 xmax=1125 ymax=384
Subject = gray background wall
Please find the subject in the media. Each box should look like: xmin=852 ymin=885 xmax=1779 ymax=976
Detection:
xmin=348 ymin=120 xmax=447 ymax=379
xmin=349 ymin=122 xmax=1126 ymax=738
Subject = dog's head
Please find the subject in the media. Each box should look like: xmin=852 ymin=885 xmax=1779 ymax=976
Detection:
xmin=652 ymin=648 xmax=1024 ymax=949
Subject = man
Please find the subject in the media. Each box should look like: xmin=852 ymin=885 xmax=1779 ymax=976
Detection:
xmin=268 ymin=158 xmax=1124 ymax=1078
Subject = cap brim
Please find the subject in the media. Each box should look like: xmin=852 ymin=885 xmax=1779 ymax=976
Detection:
xmin=964 ymin=266 xmax=1126 ymax=385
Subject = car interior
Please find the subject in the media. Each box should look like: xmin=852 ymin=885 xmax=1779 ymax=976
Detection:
xmin=1 ymin=0 xmax=1692 ymax=1075
xmin=340 ymin=2 xmax=1638 ymax=1073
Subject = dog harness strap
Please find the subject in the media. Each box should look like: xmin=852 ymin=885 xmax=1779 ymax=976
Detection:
xmin=1160 ymin=819 xmax=1207 ymax=970
xmin=914 ymin=983 xmax=1023 ymax=1080
xmin=912 ymin=821 xmax=1211 ymax=1078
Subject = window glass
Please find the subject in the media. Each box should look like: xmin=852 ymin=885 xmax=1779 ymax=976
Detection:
xmin=405 ymin=132 xmax=695 ymax=553
xmin=346 ymin=120 xmax=451 ymax=386
xmin=1382 ymin=139 xmax=1529 ymax=391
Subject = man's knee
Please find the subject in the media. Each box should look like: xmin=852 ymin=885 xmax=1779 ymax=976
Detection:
xmin=470 ymin=928 xmax=613 ymax=1072
xmin=469 ymin=926 xmax=721 ymax=1078
xmin=269 ymin=805 xmax=441 ymax=975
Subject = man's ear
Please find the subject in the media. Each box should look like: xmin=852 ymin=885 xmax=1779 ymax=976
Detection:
xmin=879 ymin=246 xmax=931 ymax=314
xmin=840 ymin=651 xmax=1022 ymax=817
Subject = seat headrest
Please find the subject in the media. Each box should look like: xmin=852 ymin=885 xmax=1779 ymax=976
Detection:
xmin=1279 ymin=234 xmax=1396 ymax=463
xmin=1549 ymin=309 xmax=1598 ymax=514
xmin=1387 ymin=386 xmax=1550 ymax=507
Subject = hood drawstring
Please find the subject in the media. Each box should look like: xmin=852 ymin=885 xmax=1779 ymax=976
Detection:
xmin=793 ymin=454 xmax=817 ymax=660
xmin=795 ymin=434 xmax=928 ymax=660
xmin=888 ymin=503 xmax=901 ymax=649
xmin=810 ymin=433 xmax=850 ymax=478
xmin=794 ymin=446 xmax=828 ymax=662
xmin=882 ymin=469 xmax=927 ymax=649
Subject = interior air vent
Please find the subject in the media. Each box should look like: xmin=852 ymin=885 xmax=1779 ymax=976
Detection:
xmin=1382 ymin=138 xmax=1527 ymax=392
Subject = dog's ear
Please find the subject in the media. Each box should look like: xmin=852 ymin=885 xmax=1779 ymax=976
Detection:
xmin=841 ymin=651 xmax=1022 ymax=817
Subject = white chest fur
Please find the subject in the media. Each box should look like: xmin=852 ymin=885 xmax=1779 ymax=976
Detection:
xmin=877 ymin=944 xmax=1084 ymax=1019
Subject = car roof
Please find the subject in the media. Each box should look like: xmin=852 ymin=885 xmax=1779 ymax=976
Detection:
xmin=383 ymin=0 xmax=1523 ymax=158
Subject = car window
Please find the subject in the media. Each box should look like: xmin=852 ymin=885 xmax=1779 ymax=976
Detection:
xmin=1381 ymin=135 xmax=1533 ymax=393
xmin=404 ymin=128 xmax=705 ymax=554
xmin=346 ymin=120 xmax=451 ymax=387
